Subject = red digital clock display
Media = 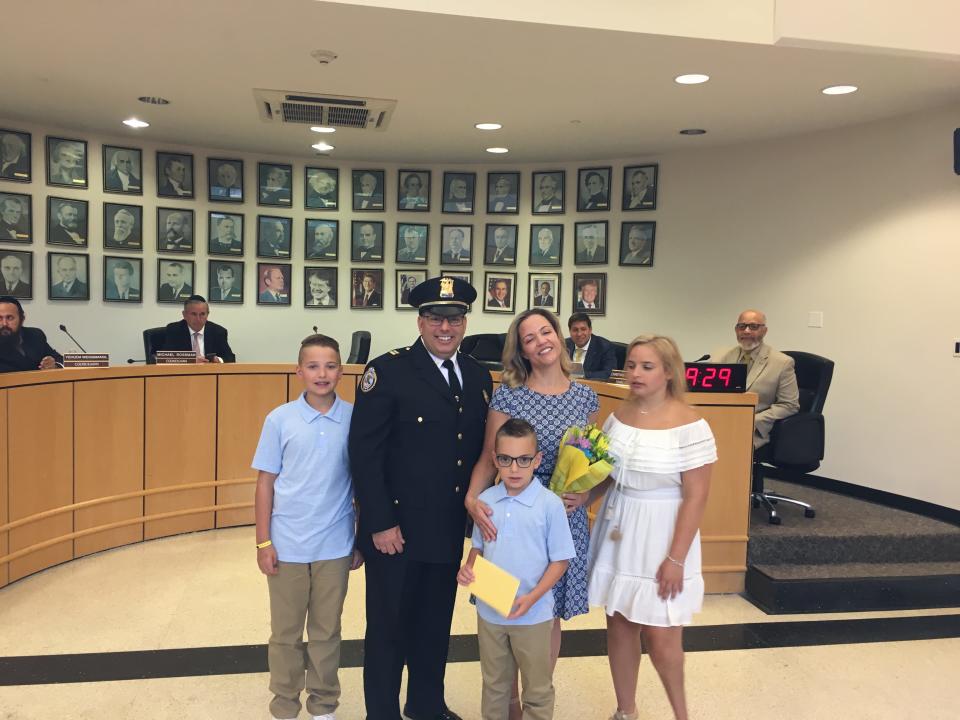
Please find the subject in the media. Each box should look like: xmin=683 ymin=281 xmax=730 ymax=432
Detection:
xmin=683 ymin=363 xmax=747 ymax=393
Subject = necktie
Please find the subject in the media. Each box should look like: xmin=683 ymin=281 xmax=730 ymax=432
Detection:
xmin=574 ymin=347 xmax=585 ymax=363
xmin=442 ymin=359 xmax=462 ymax=400
xmin=191 ymin=332 xmax=201 ymax=358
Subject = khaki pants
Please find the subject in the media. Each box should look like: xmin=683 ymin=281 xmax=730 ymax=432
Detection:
xmin=477 ymin=616 xmax=555 ymax=720
xmin=267 ymin=556 xmax=352 ymax=719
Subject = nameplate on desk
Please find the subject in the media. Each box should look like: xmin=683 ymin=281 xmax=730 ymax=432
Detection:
xmin=155 ymin=351 xmax=199 ymax=364
xmin=684 ymin=363 xmax=747 ymax=393
xmin=62 ymin=353 xmax=110 ymax=368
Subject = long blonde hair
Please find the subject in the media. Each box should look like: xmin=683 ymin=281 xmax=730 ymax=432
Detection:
xmin=501 ymin=309 xmax=571 ymax=388
xmin=626 ymin=334 xmax=687 ymax=402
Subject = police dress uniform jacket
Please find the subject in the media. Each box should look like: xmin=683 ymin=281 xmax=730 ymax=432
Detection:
xmin=161 ymin=319 xmax=236 ymax=362
xmin=349 ymin=338 xmax=492 ymax=564
xmin=0 ymin=327 xmax=62 ymax=373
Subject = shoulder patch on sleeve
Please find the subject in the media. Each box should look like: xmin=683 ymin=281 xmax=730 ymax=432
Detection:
xmin=360 ymin=366 xmax=378 ymax=393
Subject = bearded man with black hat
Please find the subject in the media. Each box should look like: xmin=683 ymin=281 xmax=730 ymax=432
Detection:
xmin=0 ymin=295 xmax=62 ymax=373
xmin=349 ymin=276 xmax=493 ymax=720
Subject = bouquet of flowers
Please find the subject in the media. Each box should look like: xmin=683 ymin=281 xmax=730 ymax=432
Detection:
xmin=548 ymin=424 xmax=615 ymax=496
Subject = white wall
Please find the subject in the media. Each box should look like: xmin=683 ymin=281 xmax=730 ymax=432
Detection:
xmin=3 ymin=103 xmax=959 ymax=508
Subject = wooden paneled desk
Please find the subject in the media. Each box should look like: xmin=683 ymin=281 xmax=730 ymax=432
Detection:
xmin=0 ymin=365 xmax=756 ymax=592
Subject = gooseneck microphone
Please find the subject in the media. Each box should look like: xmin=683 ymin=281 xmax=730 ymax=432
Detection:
xmin=58 ymin=324 xmax=88 ymax=353
xmin=691 ymin=354 xmax=710 ymax=363
xmin=312 ymin=326 xmax=319 ymax=334
xmin=126 ymin=358 xmax=146 ymax=364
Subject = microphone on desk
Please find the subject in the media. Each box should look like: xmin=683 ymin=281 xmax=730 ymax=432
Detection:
xmin=126 ymin=358 xmax=146 ymax=364
xmin=691 ymin=354 xmax=710 ymax=363
xmin=58 ymin=324 xmax=87 ymax=353
xmin=312 ymin=325 xmax=319 ymax=334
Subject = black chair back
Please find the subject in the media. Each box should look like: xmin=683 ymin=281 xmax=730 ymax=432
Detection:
xmin=143 ymin=327 xmax=166 ymax=364
xmin=347 ymin=330 xmax=371 ymax=365
xmin=784 ymin=351 xmax=834 ymax=414
xmin=460 ymin=333 xmax=506 ymax=371
xmin=609 ymin=341 xmax=628 ymax=370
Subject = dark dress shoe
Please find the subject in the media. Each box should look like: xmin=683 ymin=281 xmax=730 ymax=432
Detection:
xmin=402 ymin=707 xmax=463 ymax=720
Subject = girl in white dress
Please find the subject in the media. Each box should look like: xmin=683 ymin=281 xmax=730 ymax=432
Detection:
xmin=586 ymin=335 xmax=717 ymax=720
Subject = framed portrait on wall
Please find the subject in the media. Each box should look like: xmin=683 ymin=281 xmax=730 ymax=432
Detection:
xmin=305 ymin=167 xmax=339 ymax=210
xmin=257 ymin=263 xmax=292 ymax=306
xmin=0 ymin=191 xmax=32 ymax=243
xmin=351 ymin=220 xmax=384 ymax=262
xmin=103 ymin=203 xmax=143 ymax=251
xmin=103 ymin=256 xmax=142 ymax=303
xmin=396 ymin=269 xmax=428 ymax=309
xmin=531 ymin=170 xmax=564 ymax=214
xmin=156 ymin=151 xmax=194 ymax=198
xmin=102 ymin=145 xmax=143 ymax=195
xmin=398 ymin=170 xmax=430 ymax=211
xmin=486 ymin=172 xmax=519 ymax=214
xmin=47 ymin=252 xmax=89 ymax=301
xmin=577 ymin=166 xmax=611 ymax=211
xmin=208 ymin=158 xmax=244 ymax=202
xmin=483 ymin=271 xmax=516 ymax=313
xmin=0 ymin=129 xmax=31 ymax=182
xmin=46 ymin=136 xmax=87 ymax=189
xmin=396 ymin=223 xmax=428 ymax=264
xmin=353 ymin=169 xmax=385 ymax=211
xmin=573 ymin=272 xmax=606 ymax=315
xmin=208 ymin=212 xmax=244 ymax=256
xmin=258 ymin=162 xmax=293 ymax=207
xmin=305 ymin=218 xmax=338 ymax=261
xmin=528 ymin=272 xmax=561 ymax=314
xmin=47 ymin=197 xmax=88 ymax=248
xmin=0 ymin=249 xmax=32 ymax=299
xmin=209 ymin=260 xmax=244 ymax=304
xmin=484 ymin=224 xmax=517 ymax=266
xmin=257 ymin=215 xmax=292 ymax=258
xmin=157 ymin=207 xmax=194 ymax=253
xmin=574 ymin=221 xmax=608 ymax=265
xmin=440 ymin=225 xmax=472 ymax=265
xmin=622 ymin=164 xmax=658 ymax=210
xmin=442 ymin=172 xmax=476 ymax=214
xmin=304 ymin=266 xmax=337 ymax=308
xmin=157 ymin=258 xmax=195 ymax=303
xmin=620 ymin=221 xmax=656 ymax=266
xmin=351 ymin=268 xmax=384 ymax=309
xmin=528 ymin=224 xmax=562 ymax=267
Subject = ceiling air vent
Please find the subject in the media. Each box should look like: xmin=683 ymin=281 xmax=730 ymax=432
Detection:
xmin=253 ymin=89 xmax=395 ymax=131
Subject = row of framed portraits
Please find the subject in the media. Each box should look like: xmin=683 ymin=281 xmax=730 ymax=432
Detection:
xmin=0 ymin=129 xmax=659 ymax=213
xmin=0 ymin=193 xmax=656 ymax=267
xmin=0 ymin=249 xmax=608 ymax=315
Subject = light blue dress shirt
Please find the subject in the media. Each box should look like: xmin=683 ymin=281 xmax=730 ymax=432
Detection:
xmin=252 ymin=393 xmax=355 ymax=563
xmin=472 ymin=479 xmax=576 ymax=625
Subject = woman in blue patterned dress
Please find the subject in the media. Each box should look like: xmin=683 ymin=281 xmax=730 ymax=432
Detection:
xmin=466 ymin=308 xmax=599 ymax=718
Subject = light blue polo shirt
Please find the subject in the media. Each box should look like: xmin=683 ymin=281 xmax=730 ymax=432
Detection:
xmin=472 ymin=479 xmax=576 ymax=626
xmin=252 ymin=393 xmax=355 ymax=563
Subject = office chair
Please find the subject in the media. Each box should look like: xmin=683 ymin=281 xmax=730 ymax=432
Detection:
xmin=142 ymin=327 xmax=167 ymax=364
xmin=346 ymin=330 xmax=371 ymax=365
xmin=752 ymin=351 xmax=834 ymax=524
xmin=609 ymin=341 xmax=628 ymax=370
xmin=460 ymin=333 xmax=506 ymax=370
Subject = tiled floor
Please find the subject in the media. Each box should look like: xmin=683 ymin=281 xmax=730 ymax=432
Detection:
xmin=2 ymin=527 xmax=958 ymax=719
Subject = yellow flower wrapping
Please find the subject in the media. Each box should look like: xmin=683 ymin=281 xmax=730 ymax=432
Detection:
xmin=548 ymin=427 xmax=614 ymax=495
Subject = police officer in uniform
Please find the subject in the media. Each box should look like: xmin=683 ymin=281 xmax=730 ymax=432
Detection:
xmin=349 ymin=276 xmax=492 ymax=720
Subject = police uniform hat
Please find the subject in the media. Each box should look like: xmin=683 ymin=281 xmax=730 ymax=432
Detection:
xmin=408 ymin=275 xmax=477 ymax=316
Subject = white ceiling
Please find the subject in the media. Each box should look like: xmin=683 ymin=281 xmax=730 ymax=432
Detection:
xmin=3 ymin=0 xmax=959 ymax=163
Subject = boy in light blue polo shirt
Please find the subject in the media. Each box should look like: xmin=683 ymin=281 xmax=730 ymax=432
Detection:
xmin=252 ymin=334 xmax=362 ymax=720
xmin=457 ymin=418 xmax=575 ymax=720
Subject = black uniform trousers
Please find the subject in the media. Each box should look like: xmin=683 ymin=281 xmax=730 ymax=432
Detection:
xmin=364 ymin=551 xmax=459 ymax=720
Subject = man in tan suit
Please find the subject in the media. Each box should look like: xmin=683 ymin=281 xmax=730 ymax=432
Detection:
xmin=711 ymin=309 xmax=799 ymax=448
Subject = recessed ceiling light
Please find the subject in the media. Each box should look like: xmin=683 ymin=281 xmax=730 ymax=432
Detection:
xmin=475 ymin=122 xmax=502 ymax=130
xmin=310 ymin=126 xmax=336 ymax=133
xmin=312 ymin=141 xmax=335 ymax=152
xmin=675 ymin=73 xmax=710 ymax=85
xmin=137 ymin=96 xmax=170 ymax=105
xmin=679 ymin=128 xmax=707 ymax=135
xmin=123 ymin=118 xmax=150 ymax=129
xmin=486 ymin=147 xmax=509 ymax=154
xmin=822 ymin=85 xmax=858 ymax=95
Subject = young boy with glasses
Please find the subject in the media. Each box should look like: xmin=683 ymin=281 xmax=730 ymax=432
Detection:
xmin=457 ymin=418 xmax=575 ymax=720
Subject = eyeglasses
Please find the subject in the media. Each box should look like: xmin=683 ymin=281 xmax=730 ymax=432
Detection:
xmin=495 ymin=454 xmax=537 ymax=468
xmin=423 ymin=314 xmax=465 ymax=327
xmin=734 ymin=323 xmax=765 ymax=332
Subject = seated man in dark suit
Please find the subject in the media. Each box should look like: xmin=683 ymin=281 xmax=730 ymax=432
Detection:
xmin=565 ymin=312 xmax=617 ymax=380
xmin=161 ymin=295 xmax=236 ymax=363
xmin=0 ymin=296 xmax=62 ymax=373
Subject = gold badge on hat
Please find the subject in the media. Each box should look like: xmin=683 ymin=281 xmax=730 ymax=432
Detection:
xmin=360 ymin=366 xmax=378 ymax=393
xmin=440 ymin=277 xmax=454 ymax=298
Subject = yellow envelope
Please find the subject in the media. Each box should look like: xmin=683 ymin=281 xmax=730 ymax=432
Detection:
xmin=471 ymin=555 xmax=521 ymax=617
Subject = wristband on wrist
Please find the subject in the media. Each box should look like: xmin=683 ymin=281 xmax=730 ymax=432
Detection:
xmin=256 ymin=539 xmax=272 ymax=549
xmin=666 ymin=554 xmax=684 ymax=568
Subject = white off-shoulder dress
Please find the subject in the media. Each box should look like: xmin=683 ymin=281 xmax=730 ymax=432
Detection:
xmin=587 ymin=414 xmax=717 ymax=627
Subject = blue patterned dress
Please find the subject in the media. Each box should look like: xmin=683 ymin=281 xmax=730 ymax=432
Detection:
xmin=490 ymin=382 xmax=600 ymax=620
